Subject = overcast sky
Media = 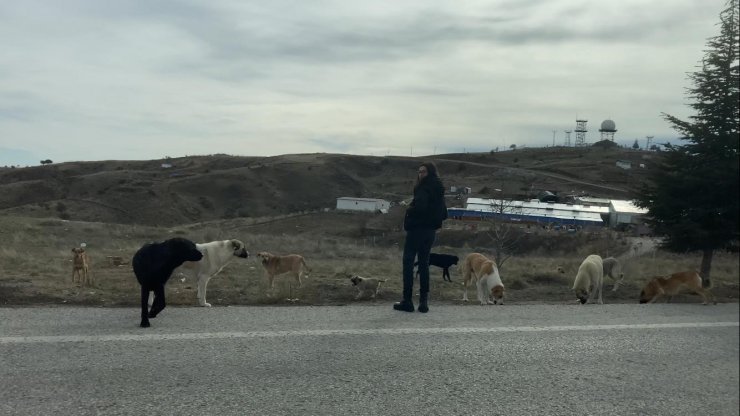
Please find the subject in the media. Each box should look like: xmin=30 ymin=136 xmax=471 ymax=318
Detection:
xmin=0 ymin=0 xmax=724 ymax=165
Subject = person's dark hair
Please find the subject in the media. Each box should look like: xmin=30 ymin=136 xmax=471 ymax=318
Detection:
xmin=415 ymin=161 xmax=440 ymax=188
xmin=421 ymin=161 xmax=439 ymax=177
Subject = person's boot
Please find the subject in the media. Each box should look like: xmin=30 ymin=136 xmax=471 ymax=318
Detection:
xmin=418 ymin=292 xmax=429 ymax=313
xmin=393 ymin=283 xmax=415 ymax=312
xmin=393 ymin=299 xmax=415 ymax=312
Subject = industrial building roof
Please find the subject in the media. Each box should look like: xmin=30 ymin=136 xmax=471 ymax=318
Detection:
xmin=609 ymin=200 xmax=648 ymax=214
xmin=464 ymin=198 xmax=607 ymax=223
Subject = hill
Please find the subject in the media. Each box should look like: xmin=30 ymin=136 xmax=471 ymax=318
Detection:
xmin=0 ymin=147 xmax=657 ymax=226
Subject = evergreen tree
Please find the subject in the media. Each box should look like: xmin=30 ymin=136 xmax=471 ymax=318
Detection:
xmin=632 ymin=139 xmax=640 ymax=149
xmin=636 ymin=0 xmax=739 ymax=283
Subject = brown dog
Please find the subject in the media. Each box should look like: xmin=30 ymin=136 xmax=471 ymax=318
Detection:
xmin=639 ymin=271 xmax=716 ymax=305
xmin=71 ymin=247 xmax=91 ymax=286
xmin=461 ymin=253 xmax=504 ymax=305
xmin=349 ymin=275 xmax=386 ymax=299
xmin=256 ymin=252 xmax=310 ymax=292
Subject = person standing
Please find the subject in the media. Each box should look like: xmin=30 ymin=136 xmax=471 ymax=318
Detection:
xmin=394 ymin=162 xmax=447 ymax=313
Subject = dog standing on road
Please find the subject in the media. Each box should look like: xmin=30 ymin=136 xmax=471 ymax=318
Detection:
xmin=349 ymin=275 xmax=386 ymax=299
xmin=461 ymin=253 xmax=505 ymax=305
xmin=572 ymin=254 xmax=604 ymax=305
xmin=639 ymin=271 xmax=716 ymax=305
xmin=132 ymin=238 xmax=203 ymax=328
xmin=174 ymin=239 xmax=249 ymax=307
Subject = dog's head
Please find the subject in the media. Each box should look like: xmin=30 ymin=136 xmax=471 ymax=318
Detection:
xmin=349 ymin=275 xmax=363 ymax=286
xmin=71 ymin=247 xmax=85 ymax=256
xmin=491 ymin=285 xmax=504 ymax=304
xmin=451 ymin=255 xmax=459 ymax=265
xmin=256 ymin=251 xmax=272 ymax=264
xmin=575 ymin=288 xmax=589 ymax=304
xmin=229 ymin=239 xmax=249 ymax=259
xmin=639 ymin=279 xmax=659 ymax=304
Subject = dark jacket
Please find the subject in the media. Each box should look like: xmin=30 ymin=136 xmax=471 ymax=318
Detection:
xmin=403 ymin=175 xmax=447 ymax=231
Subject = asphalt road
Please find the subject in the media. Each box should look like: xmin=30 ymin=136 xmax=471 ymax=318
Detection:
xmin=1 ymin=303 xmax=738 ymax=416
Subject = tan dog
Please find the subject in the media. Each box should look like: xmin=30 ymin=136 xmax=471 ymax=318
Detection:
xmin=349 ymin=275 xmax=386 ymax=299
xmin=461 ymin=253 xmax=504 ymax=305
xmin=256 ymin=252 xmax=310 ymax=292
xmin=71 ymin=247 xmax=91 ymax=286
xmin=639 ymin=271 xmax=716 ymax=305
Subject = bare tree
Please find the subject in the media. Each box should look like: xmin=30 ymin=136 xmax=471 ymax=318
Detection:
xmin=483 ymin=196 xmax=527 ymax=271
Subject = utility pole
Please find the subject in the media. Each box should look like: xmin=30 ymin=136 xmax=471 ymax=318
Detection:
xmin=552 ymin=130 xmax=557 ymax=147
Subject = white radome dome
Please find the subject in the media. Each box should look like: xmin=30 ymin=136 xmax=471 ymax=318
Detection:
xmin=600 ymin=119 xmax=616 ymax=131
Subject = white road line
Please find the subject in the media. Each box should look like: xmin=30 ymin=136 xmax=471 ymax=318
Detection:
xmin=1 ymin=322 xmax=737 ymax=345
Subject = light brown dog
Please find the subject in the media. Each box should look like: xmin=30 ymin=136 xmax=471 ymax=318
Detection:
xmin=639 ymin=271 xmax=716 ymax=305
xmin=461 ymin=253 xmax=504 ymax=305
xmin=71 ymin=248 xmax=91 ymax=286
xmin=349 ymin=275 xmax=386 ymax=299
xmin=256 ymin=252 xmax=310 ymax=292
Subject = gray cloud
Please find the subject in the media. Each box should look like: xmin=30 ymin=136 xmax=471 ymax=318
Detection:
xmin=0 ymin=0 xmax=723 ymax=163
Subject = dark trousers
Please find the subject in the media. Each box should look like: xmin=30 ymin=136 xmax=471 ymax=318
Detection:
xmin=402 ymin=228 xmax=436 ymax=301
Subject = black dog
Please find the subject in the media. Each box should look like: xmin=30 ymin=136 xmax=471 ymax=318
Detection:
xmin=415 ymin=253 xmax=459 ymax=282
xmin=132 ymin=238 xmax=203 ymax=328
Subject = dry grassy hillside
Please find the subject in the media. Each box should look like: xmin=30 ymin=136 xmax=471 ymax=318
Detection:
xmin=2 ymin=148 xmax=735 ymax=308
xmin=0 ymin=147 xmax=654 ymax=226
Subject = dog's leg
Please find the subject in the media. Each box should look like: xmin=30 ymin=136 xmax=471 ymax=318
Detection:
xmin=647 ymin=293 xmax=661 ymax=304
xmin=140 ymin=286 xmax=151 ymax=328
xmin=149 ymin=285 xmax=166 ymax=318
xmin=462 ymin=269 xmax=471 ymax=302
xmin=694 ymin=288 xmax=713 ymax=305
xmin=197 ymin=275 xmax=212 ymax=307
xmin=476 ymin=278 xmax=488 ymax=305
xmin=267 ymin=274 xmax=275 ymax=296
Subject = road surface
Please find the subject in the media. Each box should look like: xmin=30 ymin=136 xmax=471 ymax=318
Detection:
xmin=1 ymin=303 xmax=737 ymax=415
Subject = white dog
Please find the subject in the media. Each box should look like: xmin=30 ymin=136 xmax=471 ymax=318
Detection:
xmin=174 ymin=239 xmax=249 ymax=307
xmin=572 ymin=254 xmax=604 ymax=304
xmin=349 ymin=275 xmax=386 ymax=299
xmin=461 ymin=253 xmax=505 ymax=305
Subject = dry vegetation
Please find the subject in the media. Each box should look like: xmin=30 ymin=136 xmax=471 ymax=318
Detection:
xmin=1 ymin=214 xmax=737 ymax=308
xmin=1 ymin=150 xmax=736 ymax=307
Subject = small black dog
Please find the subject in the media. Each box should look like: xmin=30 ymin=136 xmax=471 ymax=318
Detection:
xmin=415 ymin=253 xmax=459 ymax=282
xmin=132 ymin=238 xmax=203 ymax=328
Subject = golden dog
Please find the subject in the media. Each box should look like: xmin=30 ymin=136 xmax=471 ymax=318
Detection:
xmin=639 ymin=271 xmax=716 ymax=305
xmin=461 ymin=253 xmax=504 ymax=305
xmin=71 ymin=247 xmax=92 ymax=286
xmin=256 ymin=252 xmax=310 ymax=292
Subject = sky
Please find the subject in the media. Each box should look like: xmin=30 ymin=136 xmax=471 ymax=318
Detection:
xmin=0 ymin=0 xmax=725 ymax=166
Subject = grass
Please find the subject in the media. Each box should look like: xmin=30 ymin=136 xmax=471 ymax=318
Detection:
xmin=0 ymin=215 xmax=737 ymax=307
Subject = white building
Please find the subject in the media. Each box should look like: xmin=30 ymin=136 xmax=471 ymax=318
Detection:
xmin=616 ymin=160 xmax=632 ymax=170
xmin=457 ymin=197 xmax=649 ymax=229
xmin=462 ymin=197 xmax=608 ymax=226
xmin=609 ymin=200 xmax=648 ymax=226
xmin=336 ymin=197 xmax=391 ymax=213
